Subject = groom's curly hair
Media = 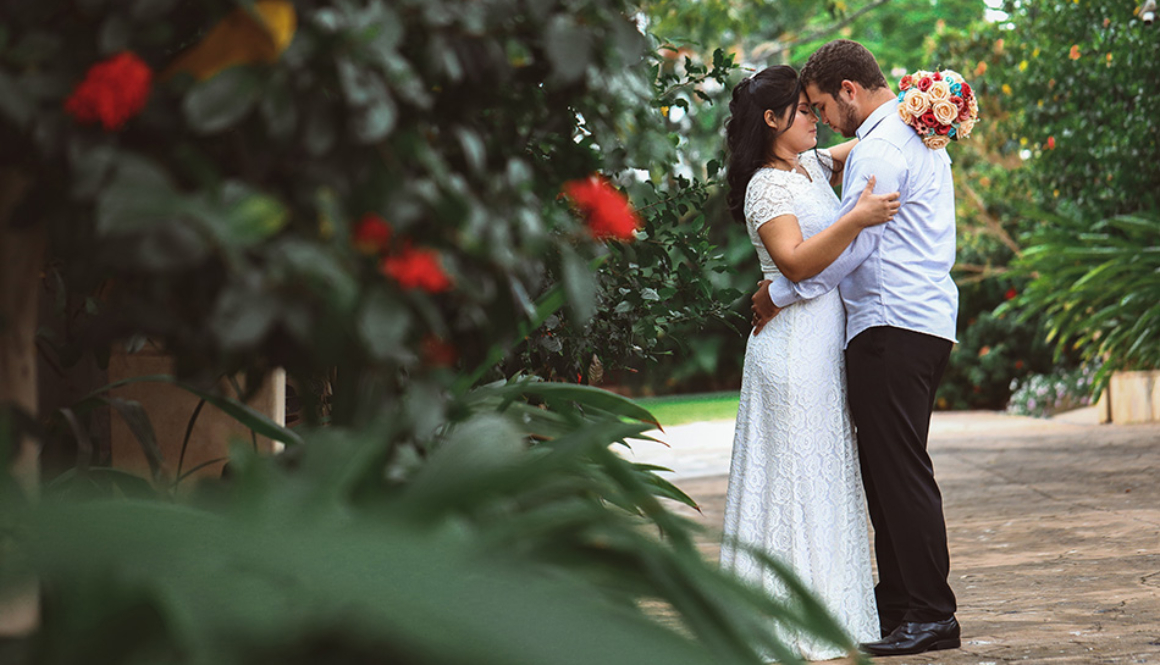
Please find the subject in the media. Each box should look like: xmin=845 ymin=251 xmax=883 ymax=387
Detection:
xmin=799 ymin=40 xmax=888 ymax=96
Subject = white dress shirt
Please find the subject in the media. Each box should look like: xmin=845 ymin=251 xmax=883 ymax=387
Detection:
xmin=766 ymin=98 xmax=959 ymax=348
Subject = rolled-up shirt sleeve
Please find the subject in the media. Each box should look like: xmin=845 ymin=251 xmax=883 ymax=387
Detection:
xmin=767 ymin=140 xmax=908 ymax=307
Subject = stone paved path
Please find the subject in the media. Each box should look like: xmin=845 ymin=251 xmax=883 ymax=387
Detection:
xmin=628 ymin=410 xmax=1160 ymax=664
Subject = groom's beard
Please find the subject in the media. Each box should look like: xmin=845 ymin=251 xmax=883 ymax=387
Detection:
xmin=833 ymin=97 xmax=861 ymax=138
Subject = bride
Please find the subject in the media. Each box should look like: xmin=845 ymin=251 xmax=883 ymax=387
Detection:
xmin=718 ymin=64 xmax=899 ymax=661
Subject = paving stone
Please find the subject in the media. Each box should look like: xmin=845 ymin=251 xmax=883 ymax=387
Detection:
xmin=630 ymin=410 xmax=1160 ymax=664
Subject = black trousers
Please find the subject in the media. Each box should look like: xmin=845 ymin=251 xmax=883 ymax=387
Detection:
xmin=846 ymin=326 xmax=956 ymax=624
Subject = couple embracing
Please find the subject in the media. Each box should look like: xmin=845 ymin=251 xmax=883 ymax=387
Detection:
xmin=719 ymin=40 xmax=961 ymax=660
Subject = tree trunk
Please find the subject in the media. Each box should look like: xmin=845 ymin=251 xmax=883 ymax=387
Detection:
xmin=0 ymin=168 xmax=39 ymax=496
xmin=0 ymin=169 xmax=40 ymax=636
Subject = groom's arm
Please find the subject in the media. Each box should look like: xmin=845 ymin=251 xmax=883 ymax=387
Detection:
xmin=765 ymin=140 xmax=908 ymax=308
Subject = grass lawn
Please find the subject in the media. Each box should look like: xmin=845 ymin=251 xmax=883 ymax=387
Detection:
xmin=634 ymin=391 xmax=740 ymax=428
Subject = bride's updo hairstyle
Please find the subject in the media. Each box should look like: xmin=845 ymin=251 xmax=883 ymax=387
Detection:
xmin=725 ymin=65 xmax=801 ymax=223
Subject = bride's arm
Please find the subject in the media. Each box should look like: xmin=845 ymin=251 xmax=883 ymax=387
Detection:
xmin=824 ymin=139 xmax=859 ymax=187
xmin=757 ymin=176 xmax=898 ymax=283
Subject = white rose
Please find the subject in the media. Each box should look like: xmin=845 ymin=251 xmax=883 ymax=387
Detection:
xmin=928 ymin=80 xmax=951 ymax=101
xmin=902 ymin=89 xmax=931 ymax=118
xmin=932 ymin=99 xmax=959 ymax=125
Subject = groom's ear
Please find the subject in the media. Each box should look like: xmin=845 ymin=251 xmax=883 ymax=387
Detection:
xmin=840 ymin=79 xmax=859 ymax=100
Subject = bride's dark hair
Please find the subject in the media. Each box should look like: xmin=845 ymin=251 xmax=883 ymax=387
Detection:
xmin=725 ymin=65 xmax=802 ymax=223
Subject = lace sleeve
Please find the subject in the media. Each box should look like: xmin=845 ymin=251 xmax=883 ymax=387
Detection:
xmin=744 ymin=173 xmax=795 ymax=231
xmin=814 ymin=148 xmax=835 ymax=180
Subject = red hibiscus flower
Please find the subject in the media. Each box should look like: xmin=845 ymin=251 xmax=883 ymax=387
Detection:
xmin=64 ymin=52 xmax=152 ymax=131
xmin=1045 ymin=136 xmax=1056 ymax=150
xmin=562 ymin=176 xmax=640 ymax=241
xmin=352 ymin=213 xmax=393 ymax=255
xmin=899 ymin=75 xmax=914 ymax=91
xmin=380 ymin=246 xmax=452 ymax=293
xmin=917 ymin=76 xmax=934 ymax=92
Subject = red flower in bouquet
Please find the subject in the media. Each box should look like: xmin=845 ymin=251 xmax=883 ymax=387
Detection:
xmin=917 ymin=76 xmax=934 ymax=92
xmin=899 ymin=74 xmax=914 ymax=91
xmin=64 ymin=52 xmax=152 ymax=131
xmin=352 ymin=213 xmax=393 ymax=255
xmin=921 ymin=110 xmax=939 ymax=128
xmin=955 ymin=98 xmax=972 ymax=122
xmin=562 ymin=175 xmax=640 ymax=241
xmin=380 ymin=246 xmax=452 ymax=293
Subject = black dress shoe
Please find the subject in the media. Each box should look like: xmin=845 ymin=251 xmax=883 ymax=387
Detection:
xmin=879 ymin=619 xmax=902 ymax=639
xmin=860 ymin=617 xmax=961 ymax=656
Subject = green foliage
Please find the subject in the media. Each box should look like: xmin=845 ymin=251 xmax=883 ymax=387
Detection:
xmin=984 ymin=0 xmax=1160 ymax=218
xmin=937 ymin=309 xmax=1057 ymax=410
xmin=931 ymin=3 xmax=1160 ymax=397
xmin=0 ymin=0 xmax=865 ymax=660
xmin=1000 ymin=211 xmax=1160 ymax=389
xmin=1 ymin=0 xmax=658 ymax=423
xmin=787 ymin=0 xmax=985 ymax=76
xmin=640 ymin=0 xmax=841 ymax=53
xmin=1 ymin=380 xmax=860 ymax=665
xmin=511 ymin=171 xmax=745 ymax=385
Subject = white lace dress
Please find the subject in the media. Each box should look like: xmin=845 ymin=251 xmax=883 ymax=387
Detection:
xmin=719 ymin=150 xmax=878 ymax=661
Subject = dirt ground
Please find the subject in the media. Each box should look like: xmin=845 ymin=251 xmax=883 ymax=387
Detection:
xmin=666 ymin=413 xmax=1160 ymax=665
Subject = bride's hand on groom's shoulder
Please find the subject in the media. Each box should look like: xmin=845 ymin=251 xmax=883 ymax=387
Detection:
xmin=851 ymin=175 xmax=901 ymax=228
xmin=751 ymin=279 xmax=782 ymax=336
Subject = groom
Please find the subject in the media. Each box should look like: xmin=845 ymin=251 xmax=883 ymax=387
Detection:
xmin=752 ymin=40 xmax=961 ymax=657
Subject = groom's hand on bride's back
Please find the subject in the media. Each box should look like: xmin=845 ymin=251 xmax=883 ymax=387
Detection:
xmin=751 ymin=279 xmax=782 ymax=336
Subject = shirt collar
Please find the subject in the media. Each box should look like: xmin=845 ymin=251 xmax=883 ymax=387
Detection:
xmin=856 ymin=98 xmax=900 ymax=140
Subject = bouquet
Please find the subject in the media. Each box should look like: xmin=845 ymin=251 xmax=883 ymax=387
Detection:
xmin=895 ymin=69 xmax=978 ymax=150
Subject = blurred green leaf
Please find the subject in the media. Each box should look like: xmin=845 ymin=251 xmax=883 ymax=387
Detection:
xmin=545 ymin=16 xmax=591 ymax=83
xmin=95 ymin=155 xmax=184 ymax=235
xmin=183 ymin=67 xmax=263 ymax=134
xmin=562 ymin=248 xmax=596 ymax=324
xmin=101 ymin=397 xmax=164 ymax=479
